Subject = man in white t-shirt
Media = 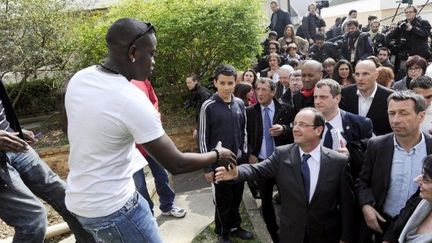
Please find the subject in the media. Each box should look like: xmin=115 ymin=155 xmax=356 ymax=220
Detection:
xmin=64 ymin=18 xmax=236 ymax=242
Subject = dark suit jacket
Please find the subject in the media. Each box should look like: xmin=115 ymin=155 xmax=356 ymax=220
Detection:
xmin=293 ymin=92 xmax=314 ymax=115
xmin=340 ymin=84 xmax=393 ymax=136
xmin=275 ymin=82 xmax=293 ymax=107
xmin=340 ymin=110 xmax=373 ymax=178
xmin=355 ymin=133 xmax=432 ymax=211
xmin=246 ymin=99 xmax=295 ymax=159
xmin=340 ymin=32 xmax=374 ymax=63
xmin=270 ymin=9 xmax=292 ymax=39
xmin=238 ymin=144 xmax=355 ymax=243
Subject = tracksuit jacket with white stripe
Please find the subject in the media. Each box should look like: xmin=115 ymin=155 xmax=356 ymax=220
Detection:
xmin=198 ymin=93 xmax=248 ymax=173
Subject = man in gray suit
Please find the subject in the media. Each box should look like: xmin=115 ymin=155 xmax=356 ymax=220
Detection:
xmin=215 ymin=107 xmax=355 ymax=243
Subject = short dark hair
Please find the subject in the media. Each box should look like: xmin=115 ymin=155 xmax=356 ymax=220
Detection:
xmin=187 ymin=73 xmax=199 ymax=82
xmin=346 ymin=19 xmax=359 ymax=28
xmin=214 ymin=64 xmax=237 ymax=81
xmin=314 ymin=33 xmax=325 ymax=41
xmin=409 ymin=75 xmax=432 ymax=90
xmin=256 ymin=77 xmax=276 ymax=92
xmin=368 ymin=15 xmax=378 ymax=21
xmin=387 ymin=90 xmax=427 ymax=114
xmin=268 ymin=40 xmax=280 ymax=51
xmin=268 ymin=31 xmax=278 ymax=38
xmin=348 ymin=9 xmax=357 ymax=16
xmin=377 ymin=47 xmax=391 ymax=56
xmin=300 ymin=107 xmax=325 ymax=138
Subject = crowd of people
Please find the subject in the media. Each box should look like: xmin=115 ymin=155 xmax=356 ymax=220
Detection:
xmin=2 ymin=1 xmax=432 ymax=243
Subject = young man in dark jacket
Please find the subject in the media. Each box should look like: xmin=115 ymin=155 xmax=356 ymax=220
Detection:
xmin=198 ymin=64 xmax=252 ymax=243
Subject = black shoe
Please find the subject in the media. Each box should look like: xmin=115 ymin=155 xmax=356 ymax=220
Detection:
xmin=217 ymin=234 xmax=232 ymax=243
xmin=230 ymin=227 xmax=254 ymax=240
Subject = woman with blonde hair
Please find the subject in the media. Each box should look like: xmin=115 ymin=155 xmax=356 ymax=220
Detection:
xmin=278 ymin=24 xmax=309 ymax=58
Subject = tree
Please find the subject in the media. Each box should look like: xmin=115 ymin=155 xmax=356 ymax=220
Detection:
xmin=72 ymin=0 xmax=266 ymax=86
xmin=0 ymin=0 xmax=77 ymax=106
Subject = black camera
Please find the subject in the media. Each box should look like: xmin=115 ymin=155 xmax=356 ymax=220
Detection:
xmin=388 ymin=38 xmax=408 ymax=60
xmin=399 ymin=22 xmax=409 ymax=31
xmin=316 ymin=0 xmax=329 ymax=9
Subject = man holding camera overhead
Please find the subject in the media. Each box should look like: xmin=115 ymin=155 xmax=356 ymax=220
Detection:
xmin=387 ymin=5 xmax=431 ymax=60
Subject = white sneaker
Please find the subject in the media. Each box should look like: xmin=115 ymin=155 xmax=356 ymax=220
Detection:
xmin=161 ymin=206 xmax=187 ymax=218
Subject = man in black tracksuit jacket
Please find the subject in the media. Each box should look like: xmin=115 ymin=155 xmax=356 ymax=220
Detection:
xmin=198 ymin=64 xmax=252 ymax=243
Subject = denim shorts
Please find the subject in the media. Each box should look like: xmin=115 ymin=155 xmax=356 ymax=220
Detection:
xmin=75 ymin=192 xmax=163 ymax=243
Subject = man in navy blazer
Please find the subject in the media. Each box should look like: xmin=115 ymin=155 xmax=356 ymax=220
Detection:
xmin=355 ymin=90 xmax=432 ymax=243
xmin=215 ymin=108 xmax=355 ymax=243
xmin=314 ymin=79 xmax=373 ymax=179
xmin=340 ymin=60 xmax=393 ymax=136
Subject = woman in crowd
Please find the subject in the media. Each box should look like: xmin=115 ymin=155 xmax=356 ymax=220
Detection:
xmin=332 ymin=60 xmax=355 ymax=87
xmin=242 ymin=69 xmax=258 ymax=105
xmin=391 ymin=155 xmax=432 ymax=243
xmin=278 ymin=24 xmax=309 ymax=59
xmin=393 ymin=55 xmax=428 ymax=90
xmin=285 ymin=43 xmax=303 ymax=64
xmin=234 ymin=82 xmax=253 ymax=106
xmin=323 ymin=58 xmax=336 ymax=79
xmin=377 ymin=66 xmax=394 ymax=88
xmin=260 ymin=53 xmax=281 ymax=82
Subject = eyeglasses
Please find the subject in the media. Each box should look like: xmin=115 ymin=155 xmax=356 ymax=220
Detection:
xmin=416 ymin=174 xmax=432 ymax=184
xmin=128 ymin=22 xmax=155 ymax=50
xmin=290 ymin=122 xmax=317 ymax=129
xmin=408 ymin=66 xmax=422 ymax=71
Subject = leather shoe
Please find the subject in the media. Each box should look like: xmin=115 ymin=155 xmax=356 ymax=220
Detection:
xmin=230 ymin=227 xmax=254 ymax=240
xmin=217 ymin=234 xmax=232 ymax=243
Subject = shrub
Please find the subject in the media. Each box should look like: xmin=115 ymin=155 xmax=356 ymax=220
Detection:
xmin=71 ymin=0 xmax=266 ymax=87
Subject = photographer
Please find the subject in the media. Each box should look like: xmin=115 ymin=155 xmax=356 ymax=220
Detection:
xmin=387 ymin=5 xmax=431 ymax=60
xmin=339 ymin=19 xmax=373 ymax=66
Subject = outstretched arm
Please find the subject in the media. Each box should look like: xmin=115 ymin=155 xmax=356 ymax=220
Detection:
xmin=141 ymin=135 xmax=236 ymax=175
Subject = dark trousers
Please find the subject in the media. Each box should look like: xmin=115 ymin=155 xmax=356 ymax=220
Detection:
xmin=214 ymin=181 xmax=244 ymax=236
xmin=257 ymin=177 xmax=279 ymax=242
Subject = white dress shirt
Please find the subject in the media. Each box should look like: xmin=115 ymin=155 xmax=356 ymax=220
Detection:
xmin=357 ymin=84 xmax=378 ymax=117
xmin=299 ymin=145 xmax=321 ymax=202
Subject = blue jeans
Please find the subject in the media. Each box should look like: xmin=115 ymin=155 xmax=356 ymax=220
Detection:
xmin=132 ymin=155 xmax=175 ymax=213
xmin=0 ymin=148 xmax=94 ymax=243
xmin=75 ymin=192 xmax=163 ymax=243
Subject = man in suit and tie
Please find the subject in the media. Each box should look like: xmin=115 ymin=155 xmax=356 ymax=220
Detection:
xmin=247 ymin=78 xmax=295 ymax=242
xmin=314 ymin=79 xmax=373 ymax=178
xmin=355 ymin=90 xmax=432 ymax=243
xmin=340 ymin=60 xmax=393 ymax=136
xmin=215 ymin=107 xmax=355 ymax=243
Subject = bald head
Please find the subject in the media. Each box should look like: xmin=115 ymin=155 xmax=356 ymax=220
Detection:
xmin=103 ymin=18 xmax=156 ymax=81
xmin=355 ymin=60 xmax=379 ymax=96
xmin=106 ymin=18 xmax=152 ymax=50
xmin=301 ymin=60 xmax=323 ymax=90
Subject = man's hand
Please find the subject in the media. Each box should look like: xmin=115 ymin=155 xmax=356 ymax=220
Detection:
xmin=406 ymin=23 xmax=413 ymax=31
xmin=215 ymin=165 xmax=238 ymax=182
xmin=204 ymin=172 xmax=215 ymax=183
xmin=214 ymin=141 xmax=237 ymax=170
xmin=269 ymin=124 xmax=284 ymax=137
xmin=248 ymin=154 xmax=258 ymax=164
xmin=0 ymin=130 xmax=28 ymax=153
xmin=22 ymin=129 xmax=37 ymax=145
xmin=362 ymin=204 xmax=386 ymax=233
xmin=336 ymin=146 xmax=350 ymax=157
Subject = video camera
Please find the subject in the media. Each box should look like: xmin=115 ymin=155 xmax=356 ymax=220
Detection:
xmin=316 ymin=0 xmax=330 ymax=9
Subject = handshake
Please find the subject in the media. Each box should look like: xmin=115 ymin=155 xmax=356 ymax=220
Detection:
xmin=204 ymin=141 xmax=240 ymax=183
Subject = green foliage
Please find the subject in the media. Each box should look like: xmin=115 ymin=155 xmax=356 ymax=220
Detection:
xmin=5 ymin=78 xmax=63 ymax=116
xmin=71 ymin=0 xmax=266 ymax=86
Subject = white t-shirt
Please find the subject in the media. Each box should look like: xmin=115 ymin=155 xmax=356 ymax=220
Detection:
xmin=64 ymin=66 xmax=164 ymax=217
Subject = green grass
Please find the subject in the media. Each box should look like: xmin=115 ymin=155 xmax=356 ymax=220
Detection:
xmin=191 ymin=203 xmax=262 ymax=243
